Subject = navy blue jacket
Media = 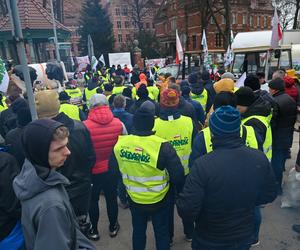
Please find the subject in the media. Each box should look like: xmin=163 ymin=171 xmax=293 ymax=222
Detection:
xmin=182 ymin=96 xmax=205 ymax=125
xmin=113 ymin=108 xmax=133 ymax=134
xmin=177 ymin=135 xmax=277 ymax=245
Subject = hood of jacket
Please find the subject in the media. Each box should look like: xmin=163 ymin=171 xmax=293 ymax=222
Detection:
xmin=284 ymin=76 xmax=295 ymax=88
xmin=88 ymin=105 xmax=114 ymax=125
xmin=242 ymin=96 xmax=271 ymax=118
xmin=53 ymin=112 xmax=75 ymax=132
xmin=13 ymin=159 xmax=69 ymax=202
xmin=191 ymin=83 xmax=204 ymax=95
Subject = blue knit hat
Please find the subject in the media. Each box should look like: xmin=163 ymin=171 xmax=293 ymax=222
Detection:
xmin=209 ymin=105 xmax=241 ymax=136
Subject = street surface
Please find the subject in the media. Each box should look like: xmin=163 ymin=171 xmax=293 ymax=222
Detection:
xmin=94 ymin=130 xmax=300 ymax=250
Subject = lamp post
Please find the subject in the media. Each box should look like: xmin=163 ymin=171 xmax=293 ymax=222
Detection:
xmin=50 ymin=0 xmax=61 ymax=62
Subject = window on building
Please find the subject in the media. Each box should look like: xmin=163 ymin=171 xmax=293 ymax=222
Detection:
xmin=215 ymin=33 xmax=222 ymax=48
xmin=125 ymin=21 xmax=130 ymax=29
xmin=122 ymin=7 xmax=128 ymax=16
xmin=232 ymin=14 xmax=236 ymax=25
xmin=115 ymin=8 xmax=120 ymax=16
xmin=152 ymin=23 xmax=155 ymax=29
xmin=126 ymin=34 xmax=131 ymax=41
xmin=243 ymin=14 xmax=247 ymax=25
xmin=250 ymin=15 xmax=253 ymax=27
xmin=146 ymin=23 xmax=150 ymax=29
xmin=257 ymin=16 xmax=260 ymax=27
xmin=210 ymin=16 xmax=215 ymax=24
xmin=222 ymin=15 xmax=226 ymax=24
xmin=118 ymin=34 xmax=123 ymax=43
xmin=117 ymin=21 xmax=122 ymax=29
xmin=264 ymin=16 xmax=268 ymax=27
xmin=192 ymin=35 xmax=197 ymax=50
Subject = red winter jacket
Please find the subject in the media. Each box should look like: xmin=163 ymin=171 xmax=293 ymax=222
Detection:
xmin=284 ymin=76 xmax=298 ymax=102
xmin=84 ymin=106 xmax=123 ymax=174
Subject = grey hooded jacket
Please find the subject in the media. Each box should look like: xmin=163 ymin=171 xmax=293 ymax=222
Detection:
xmin=13 ymin=159 xmax=95 ymax=250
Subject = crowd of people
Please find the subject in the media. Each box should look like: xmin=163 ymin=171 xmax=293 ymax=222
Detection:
xmin=0 ymin=61 xmax=300 ymax=250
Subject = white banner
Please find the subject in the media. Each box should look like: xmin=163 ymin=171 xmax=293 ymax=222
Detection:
xmin=145 ymin=58 xmax=166 ymax=68
xmin=108 ymin=52 xmax=131 ymax=69
xmin=76 ymin=56 xmax=90 ymax=72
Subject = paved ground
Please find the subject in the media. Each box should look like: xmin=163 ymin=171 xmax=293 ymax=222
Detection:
xmin=93 ymin=130 xmax=300 ymax=250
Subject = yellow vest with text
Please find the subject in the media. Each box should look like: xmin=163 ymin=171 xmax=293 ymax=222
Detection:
xmin=65 ymin=88 xmax=83 ymax=106
xmin=242 ymin=115 xmax=272 ymax=161
xmin=114 ymin=135 xmax=170 ymax=204
xmin=202 ymin=125 xmax=258 ymax=154
xmin=190 ymin=88 xmax=208 ymax=113
xmin=84 ymin=87 xmax=98 ymax=108
xmin=59 ymin=103 xmax=80 ymax=121
xmin=153 ymin=115 xmax=193 ymax=175
xmin=112 ymin=86 xmax=126 ymax=95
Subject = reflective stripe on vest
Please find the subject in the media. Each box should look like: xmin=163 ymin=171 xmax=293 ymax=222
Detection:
xmin=190 ymin=88 xmax=208 ymax=112
xmin=59 ymin=103 xmax=80 ymax=121
xmin=202 ymin=125 xmax=258 ymax=154
xmin=0 ymin=96 xmax=7 ymax=112
xmin=84 ymin=87 xmax=98 ymax=108
xmin=112 ymin=86 xmax=126 ymax=95
xmin=153 ymin=115 xmax=193 ymax=175
xmin=242 ymin=115 xmax=272 ymax=161
xmin=114 ymin=135 xmax=169 ymax=204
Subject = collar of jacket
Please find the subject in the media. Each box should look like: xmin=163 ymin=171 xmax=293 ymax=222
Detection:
xmin=272 ymin=90 xmax=285 ymax=97
xmin=211 ymin=134 xmax=244 ymax=150
xmin=132 ymin=130 xmax=155 ymax=136
xmin=159 ymin=107 xmax=181 ymax=120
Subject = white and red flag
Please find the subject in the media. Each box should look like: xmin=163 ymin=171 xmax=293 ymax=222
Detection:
xmin=270 ymin=8 xmax=282 ymax=49
xmin=176 ymin=29 xmax=183 ymax=65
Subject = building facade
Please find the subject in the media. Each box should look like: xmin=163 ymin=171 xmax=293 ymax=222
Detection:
xmin=155 ymin=0 xmax=274 ymax=58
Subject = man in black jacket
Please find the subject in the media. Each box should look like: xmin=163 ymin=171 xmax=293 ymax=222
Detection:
xmin=269 ymin=78 xmax=297 ymax=194
xmin=35 ymin=90 xmax=96 ymax=234
xmin=177 ymin=105 xmax=277 ymax=250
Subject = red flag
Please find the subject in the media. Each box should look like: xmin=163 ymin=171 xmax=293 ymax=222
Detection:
xmin=271 ymin=8 xmax=282 ymax=49
xmin=176 ymin=30 xmax=183 ymax=65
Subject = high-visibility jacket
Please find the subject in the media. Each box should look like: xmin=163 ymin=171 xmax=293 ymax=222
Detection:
xmin=147 ymin=86 xmax=159 ymax=101
xmin=153 ymin=115 xmax=193 ymax=175
xmin=202 ymin=125 xmax=258 ymax=154
xmin=59 ymin=103 xmax=81 ymax=121
xmin=84 ymin=87 xmax=98 ymax=108
xmin=114 ymin=134 xmax=170 ymax=204
xmin=190 ymin=88 xmax=208 ymax=113
xmin=153 ymin=65 xmax=160 ymax=74
xmin=242 ymin=115 xmax=272 ymax=161
xmin=65 ymin=88 xmax=83 ymax=106
xmin=100 ymin=73 xmax=110 ymax=84
xmin=0 ymin=96 xmax=7 ymax=112
xmin=112 ymin=86 xmax=126 ymax=95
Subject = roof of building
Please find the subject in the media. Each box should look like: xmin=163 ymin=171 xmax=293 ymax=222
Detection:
xmin=0 ymin=0 xmax=71 ymax=32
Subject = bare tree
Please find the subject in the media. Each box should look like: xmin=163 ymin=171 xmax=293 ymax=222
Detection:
xmin=293 ymin=0 xmax=300 ymax=29
xmin=0 ymin=0 xmax=8 ymax=17
xmin=273 ymin=0 xmax=300 ymax=30
xmin=128 ymin=0 xmax=151 ymax=32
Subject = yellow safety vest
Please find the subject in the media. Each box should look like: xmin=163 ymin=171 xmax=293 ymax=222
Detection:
xmin=190 ymin=88 xmax=208 ymax=113
xmin=153 ymin=65 xmax=160 ymax=74
xmin=114 ymin=135 xmax=170 ymax=204
xmin=242 ymin=115 xmax=272 ymax=161
xmin=112 ymin=86 xmax=126 ymax=95
xmin=0 ymin=96 xmax=8 ymax=112
xmin=84 ymin=87 xmax=98 ymax=108
xmin=100 ymin=74 xmax=110 ymax=84
xmin=65 ymin=88 xmax=83 ymax=106
xmin=147 ymin=86 xmax=159 ymax=101
xmin=153 ymin=116 xmax=193 ymax=175
xmin=202 ymin=125 xmax=258 ymax=154
xmin=59 ymin=103 xmax=81 ymax=121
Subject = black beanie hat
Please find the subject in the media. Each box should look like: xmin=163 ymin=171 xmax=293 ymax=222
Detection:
xmin=133 ymin=101 xmax=155 ymax=132
xmin=181 ymin=85 xmax=191 ymax=96
xmin=213 ymin=91 xmax=237 ymax=110
xmin=244 ymin=74 xmax=260 ymax=91
xmin=235 ymin=87 xmax=256 ymax=107
xmin=268 ymin=78 xmax=285 ymax=91
xmin=22 ymin=119 xmax=65 ymax=174
xmin=137 ymin=84 xmax=149 ymax=99
xmin=11 ymin=97 xmax=28 ymax=113
xmin=59 ymin=91 xmax=71 ymax=101
xmin=122 ymin=87 xmax=132 ymax=98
